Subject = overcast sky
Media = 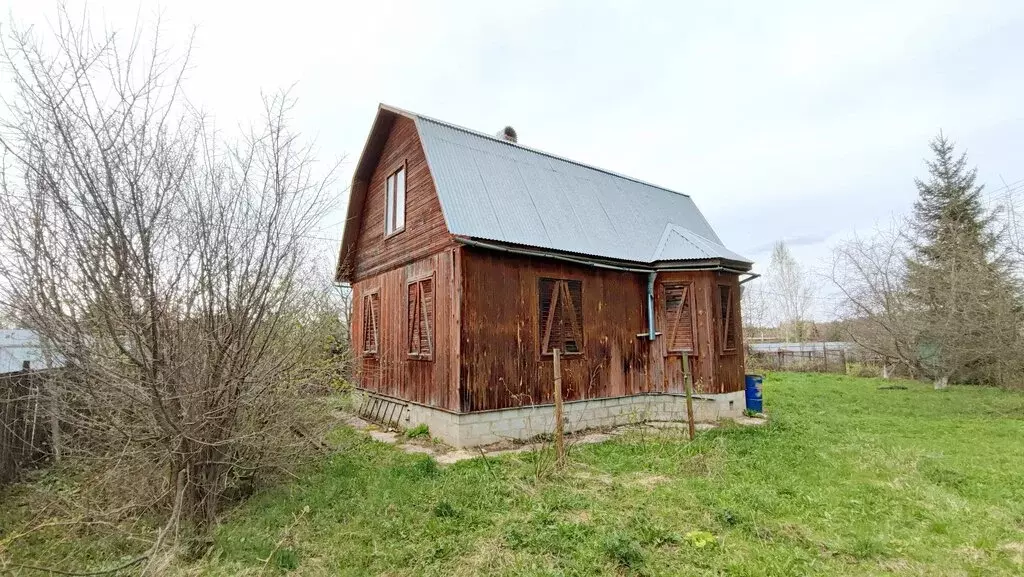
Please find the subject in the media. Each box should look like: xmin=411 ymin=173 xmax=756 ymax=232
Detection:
xmin=5 ymin=0 xmax=1024 ymax=316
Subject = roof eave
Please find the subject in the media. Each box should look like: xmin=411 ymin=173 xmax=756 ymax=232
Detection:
xmin=456 ymin=236 xmax=754 ymax=273
xmin=652 ymin=258 xmax=753 ymax=273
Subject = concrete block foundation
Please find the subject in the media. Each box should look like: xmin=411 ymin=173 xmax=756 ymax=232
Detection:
xmin=352 ymin=389 xmax=746 ymax=448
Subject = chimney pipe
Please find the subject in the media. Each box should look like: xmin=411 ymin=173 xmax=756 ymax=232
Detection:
xmin=497 ymin=126 xmax=518 ymax=143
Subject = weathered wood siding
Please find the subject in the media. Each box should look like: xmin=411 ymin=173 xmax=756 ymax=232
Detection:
xmin=349 ymin=116 xmax=453 ymax=281
xmin=460 ymin=248 xmax=650 ymax=412
xmin=351 ymin=250 xmax=460 ymax=411
xmin=459 ymin=249 xmax=745 ymax=412
xmin=657 ymin=270 xmax=745 ymax=396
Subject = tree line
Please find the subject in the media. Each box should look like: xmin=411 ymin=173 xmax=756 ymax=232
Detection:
xmin=829 ymin=134 xmax=1023 ymax=388
xmin=743 ymin=135 xmax=1024 ymax=390
xmin=746 ymin=133 xmax=1023 ymax=389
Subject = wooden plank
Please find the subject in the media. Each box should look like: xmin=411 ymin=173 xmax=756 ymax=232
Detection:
xmin=682 ymin=351 xmax=695 ymax=440
xmin=460 ymin=248 xmax=656 ymax=412
xmin=553 ymin=348 xmax=565 ymax=467
xmin=351 ymin=251 xmax=458 ymax=411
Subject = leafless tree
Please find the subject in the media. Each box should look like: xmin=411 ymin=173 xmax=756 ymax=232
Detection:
xmin=740 ymin=279 xmax=772 ymax=342
xmin=830 ymin=218 xmax=1024 ymax=388
xmin=0 ymin=6 xmax=342 ymax=560
xmin=766 ymin=241 xmax=815 ymax=341
xmin=828 ymin=221 xmax=921 ymax=376
xmin=995 ymin=179 xmax=1024 ymax=282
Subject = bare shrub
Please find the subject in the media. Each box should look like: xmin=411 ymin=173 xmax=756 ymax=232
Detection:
xmin=828 ymin=222 xmax=923 ymax=377
xmin=0 ymin=6 xmax=342 ymax=549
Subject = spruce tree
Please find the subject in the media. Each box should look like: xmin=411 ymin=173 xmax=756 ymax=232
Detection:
xmin=906 ymin=133 xmax=1019 ymax=385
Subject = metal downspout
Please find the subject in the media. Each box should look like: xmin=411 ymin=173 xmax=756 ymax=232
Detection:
xmin=647 ymin=272 xmax=657 ymax=341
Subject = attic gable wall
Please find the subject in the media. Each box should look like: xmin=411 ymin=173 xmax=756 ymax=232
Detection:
xmin=348 ymin=116 xmax=452 ymax=281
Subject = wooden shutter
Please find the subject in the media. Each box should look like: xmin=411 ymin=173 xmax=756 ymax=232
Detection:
xmin=718 ymin=285 xmax=738 ymax=352
xmin=362 ymin=292 xmax=379 ymax=356
xmin=539 ymin=278 xmax=583 ymax=355
xmin=407 ymin=282 xmax=419 ymax=354
xmin=664 ymin=282 xmax=695 ymax=353
xmin=407 ymin=277 xmax=433 ymax=359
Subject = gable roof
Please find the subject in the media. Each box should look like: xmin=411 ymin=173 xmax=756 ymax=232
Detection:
xmin=337 ymin=105 xmax=751 ymax=280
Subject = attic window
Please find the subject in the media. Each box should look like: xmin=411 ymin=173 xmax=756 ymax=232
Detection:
xmin=717 ymin=284 xmax=739 ymax=354
xmin=407 ymin=276 xmax=434 ymax=360
xmin=538 ymin=278 xmax=583 ymax=356
xmin=362 ymin=292 xmax=380 ymax=357
xmin=385 ymin=164 xmax=406 ymax=235
xmin=664 ymin=282 xmax=696 ymax=354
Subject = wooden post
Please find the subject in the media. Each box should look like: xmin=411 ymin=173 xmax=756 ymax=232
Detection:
xmin=682 ymin=352 xmax=695 ymax=441
xmin=553 ymin=348 xmax=565 ymax=467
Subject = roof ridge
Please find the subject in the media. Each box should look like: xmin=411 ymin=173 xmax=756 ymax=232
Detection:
xmin=382 ymin=103 xmax=690 ymax=198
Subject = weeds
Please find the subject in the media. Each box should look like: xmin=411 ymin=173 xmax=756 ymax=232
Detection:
xmin=405 ymin=424 xmax=430 ymax=439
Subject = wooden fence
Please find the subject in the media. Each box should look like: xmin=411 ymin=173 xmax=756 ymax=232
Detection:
xmin=1 ymin=371 xmax=49 ymax=485
xmin=746 ymin=346 xmax=848 ymax=374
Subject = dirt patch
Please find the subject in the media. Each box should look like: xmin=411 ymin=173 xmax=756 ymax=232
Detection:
xmin=956 ymin=546 xmax=987 ymax=561
xmin=562 ymin=510 xmax=591 ymax=524
xmin=571 ymin=469 xmax=615 ymax=486
xmin=630 ymin=473 xmax=670 ymax=488
xmin=999 ymin=542 xmax=1024 ymax=564
xmin=877 ymin=558 xmax=915 ymax=573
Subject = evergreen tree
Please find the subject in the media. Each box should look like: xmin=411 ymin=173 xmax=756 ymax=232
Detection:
xmin=906 ymin=133 xmax=1020 ymax=385
xmin=910 ymin=133 xmax=995 ymax=264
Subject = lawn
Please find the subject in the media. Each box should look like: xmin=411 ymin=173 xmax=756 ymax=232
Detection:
xmin=5 ymin=372 xmax=1024 ymax=576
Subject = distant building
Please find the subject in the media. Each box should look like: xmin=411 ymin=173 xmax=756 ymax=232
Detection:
xmin=747 ymin=342 xmax=854 ymax=353
xmin=0 ymin=329 xmax=63 ymax=374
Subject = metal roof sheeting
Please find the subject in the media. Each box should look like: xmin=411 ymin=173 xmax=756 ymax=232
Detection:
xmin=652 ymin=224 xmax=752 ymax=263
xmin=414 ymin=115 xmax=751 ymax=266
xmin=0 ymin=329 xmax=64 ymax=374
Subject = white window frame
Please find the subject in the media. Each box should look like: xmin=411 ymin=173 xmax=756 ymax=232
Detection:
xmin=385 ymin=164 xmax=406 ymax=236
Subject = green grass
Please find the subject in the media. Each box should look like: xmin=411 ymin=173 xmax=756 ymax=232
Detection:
xmin=5 ymin=373 xmax=1024 ymax=576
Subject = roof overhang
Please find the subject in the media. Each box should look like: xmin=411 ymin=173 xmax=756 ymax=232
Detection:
xmin=455 ymin=236 xmax=753 ymax=274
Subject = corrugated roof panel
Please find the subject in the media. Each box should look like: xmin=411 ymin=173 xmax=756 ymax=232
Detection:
xmin=556 ymin=171 xmax=635 ymax=260
xmin=513 ymin=162 xmax=592 ymax=252
xmin=413 ymin=113 xmax=750 ymax=266
xmin=418 ymin=134 xmax=506 ymax=240
xmin=466 ymin=149 xmax=553 ymax=249
xmin=653 ymin=225 xmax=750 ymax=264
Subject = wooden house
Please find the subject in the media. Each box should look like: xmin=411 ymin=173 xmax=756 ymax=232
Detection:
xmin=335 ymin=105 xmax=754 ymax=447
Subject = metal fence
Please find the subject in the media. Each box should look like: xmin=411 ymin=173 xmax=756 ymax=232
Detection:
xmin=746 ymin=346 xmax=848 ymax=374
xmin=1 ymin=371 xmax=49 ymax=485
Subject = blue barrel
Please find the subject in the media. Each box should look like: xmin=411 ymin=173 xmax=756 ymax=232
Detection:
xmin=744 ymin=374 xmax=764 ymax=413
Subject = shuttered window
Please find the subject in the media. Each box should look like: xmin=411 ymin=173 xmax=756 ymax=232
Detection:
xmin=407 ymin=277 xmax=434 ymax=360
xmin=664 ymin=282 xmax=696 ymax=353
xmin=538 ymin=278 xmax=583 ymax=356
xmin=717 ymin=284 xmax=739 ymax=353
xmin=362 ymin=292 xmax=380 ymax=357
